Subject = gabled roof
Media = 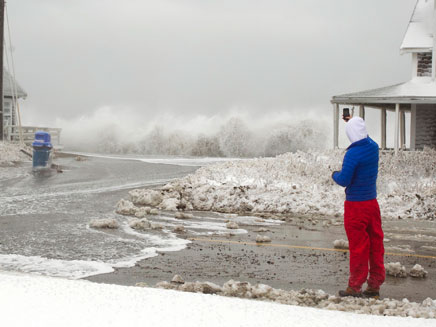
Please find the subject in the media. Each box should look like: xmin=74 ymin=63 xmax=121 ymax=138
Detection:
xmin=400 ymin=0 xmax=434 ymax=54
xmin=331 ymin=78 xmax=436 ymax=105
xmin=3 ymin=69 xmax=27 ymax=99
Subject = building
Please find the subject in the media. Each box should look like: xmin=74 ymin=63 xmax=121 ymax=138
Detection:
xmin=331 ymin=0 xmax=436 ymax=153
xmin=2 ymin=68 xmax=27 ymax=131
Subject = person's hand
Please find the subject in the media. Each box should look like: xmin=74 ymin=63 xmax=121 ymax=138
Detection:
xmin=331 ymin=171 xmax=339 ymax=178
xmin=342 ymin=115 xmax=351 ymax=122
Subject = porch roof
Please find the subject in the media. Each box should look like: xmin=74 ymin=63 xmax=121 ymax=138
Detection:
xmin=331 ymin=78 xmax=436 ymax=106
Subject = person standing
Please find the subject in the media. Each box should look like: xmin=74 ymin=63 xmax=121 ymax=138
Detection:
xmin=332 ymin=116 xmax=385 ymax=299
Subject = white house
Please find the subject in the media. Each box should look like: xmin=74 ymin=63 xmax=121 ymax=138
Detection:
xmin=331 ymin=0 xmax=436 ymax=153
xmin=2 ymin=68 xmax=27 ymax=130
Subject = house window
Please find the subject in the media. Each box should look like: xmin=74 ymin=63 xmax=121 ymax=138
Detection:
xmin=417 ymin=52 xmax=432 ymax=77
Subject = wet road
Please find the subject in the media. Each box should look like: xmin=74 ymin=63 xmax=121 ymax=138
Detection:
xmin=88 ymin=215 xmax=436 ymax=302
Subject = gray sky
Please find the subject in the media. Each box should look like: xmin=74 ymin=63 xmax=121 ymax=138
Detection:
xmin=8 ymin=0 xmax=416 ymax=129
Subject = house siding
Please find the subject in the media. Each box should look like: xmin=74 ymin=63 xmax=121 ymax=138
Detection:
xmin=415 ymin=104 xmax=436 ymax=149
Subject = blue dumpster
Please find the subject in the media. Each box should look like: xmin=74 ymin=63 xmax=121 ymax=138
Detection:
xmin=32 ymin=131 xmax=53 ymax=169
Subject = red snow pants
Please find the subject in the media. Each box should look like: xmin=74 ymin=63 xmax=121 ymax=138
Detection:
xmin=344 ymin=199 xmax=385 ymax=292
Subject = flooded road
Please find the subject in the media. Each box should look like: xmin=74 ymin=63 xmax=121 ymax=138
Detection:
xmin=0 ymin=155 xmax=198 ymax=277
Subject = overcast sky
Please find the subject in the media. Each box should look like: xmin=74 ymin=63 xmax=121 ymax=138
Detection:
xmin=7 ymin=0 xmax=416 ymax=129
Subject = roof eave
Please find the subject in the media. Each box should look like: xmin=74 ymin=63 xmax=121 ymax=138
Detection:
xmin=400 ymin=47 xmax=432 ymax=54
xmin=331 ymin=96 xmax=436 ymax=104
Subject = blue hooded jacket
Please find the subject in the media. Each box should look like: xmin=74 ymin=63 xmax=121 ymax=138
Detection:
xmin=332 ymin=119 xmax=379 ymax=201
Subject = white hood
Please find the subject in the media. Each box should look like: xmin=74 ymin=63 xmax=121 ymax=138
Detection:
xmin=346 ymin=117 xmax=368 ymax=143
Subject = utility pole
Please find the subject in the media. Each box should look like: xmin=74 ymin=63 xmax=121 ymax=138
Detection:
xmin=0 ymin=0 xmax=4 ymax=140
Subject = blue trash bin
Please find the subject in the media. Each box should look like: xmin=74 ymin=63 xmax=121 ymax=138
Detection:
xmin=32 ymin=131 xmax=53 ymax=169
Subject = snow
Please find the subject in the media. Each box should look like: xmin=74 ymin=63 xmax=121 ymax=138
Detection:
xmin=1 ymin=272 xmax=434 ymax=327
xmin=0 ymin=141 xmax=31 ymax=166
xmin=126 ymin=149 xmax=436 ymax=220
xmin=385 ymin=262 xmax=408 ymax=278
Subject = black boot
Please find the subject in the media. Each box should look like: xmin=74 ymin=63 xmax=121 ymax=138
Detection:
xmin=362 ymin=287 xmax=380 ymax=299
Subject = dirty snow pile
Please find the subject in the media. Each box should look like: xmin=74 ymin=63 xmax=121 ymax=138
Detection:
xmin=155 ymin=276 xmax=436 ymax=319
xmin=0 ymin=142 xmax=30 ymax=166
xmin=124 ymin=149 xmax=436 ymax=220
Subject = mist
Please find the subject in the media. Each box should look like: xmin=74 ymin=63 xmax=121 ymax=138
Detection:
xmin=57 ymin=107 xmax=329 ymax=157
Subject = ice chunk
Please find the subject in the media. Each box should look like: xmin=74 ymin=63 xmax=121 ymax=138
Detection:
xmin=175 ymin=212 xmax=194 ymax=219
xmin=226 ymin=221 xmax=239 ymax=229
xmin=256 ymin=235 xmax=271 ymax=243
xmin=129 ymin=218 xmax=151 ymax=230
xmin=171 ymin=275 xmax=185 ymax=284
xmin=172 ymin=225 xmax=185 ymax=233
xmin=129 ymin=189 xmax=163 ymax=207
xmin=333 ymin=239 xmax=349 ymax=249
xmin=116 ymin=199 xmax=137 ymax=216
xmin=89 ymin=218 xmax=119 ymax=229
xmin=385 ymin=262 xmax=407 ymax=278
xmin=409 ymin=264 xmax=428 ymax=278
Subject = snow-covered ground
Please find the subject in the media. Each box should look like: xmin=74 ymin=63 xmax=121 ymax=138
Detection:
xmin=125 ymin=149 xmax=436 ymax=220
xmin=0 ymin=272 xmax=434 ymax=327
xmin=0 ymin=141 xmax=30 ymax=166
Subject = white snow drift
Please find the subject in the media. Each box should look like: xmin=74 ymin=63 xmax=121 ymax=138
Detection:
xmin=123 ymin=149 xmax=436 ymax=220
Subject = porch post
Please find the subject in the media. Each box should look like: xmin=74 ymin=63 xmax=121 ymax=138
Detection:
xmin=381 ymin=108 xmax=386 ymax=150
xmin=410 ymin=104 xmax=416 ymax=151
xmin=359 ymin=105 xmax=365 ymax=119
xmin=333 ymin=103 xmax=339 ymax=149
xmin=394 ymin=104 xmax=400 ymax=154
xmin=400 ymin=110 xmax=406 ymax=149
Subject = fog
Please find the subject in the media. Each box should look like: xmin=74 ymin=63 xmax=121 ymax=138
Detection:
xmin=6 ymin=0 xmax=417 ymax=155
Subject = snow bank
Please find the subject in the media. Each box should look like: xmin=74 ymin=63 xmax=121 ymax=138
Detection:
xmin=0 ymin=142 xmax=31 ymax=166
xmin=156 ymin=277 xmax=436 ymax=319
xmin=125 ymin=149 xmax=436 ymax=220
xmin=3 ymin=272 xmax=434 ymax=327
